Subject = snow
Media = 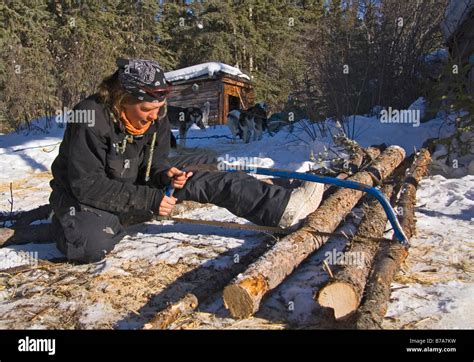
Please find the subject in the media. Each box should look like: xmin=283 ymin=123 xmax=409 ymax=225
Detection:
xmin=424 ymin=48 xmax=449 ymax=64
xmin=382 ymin=174 xmax=474 ymax=329
xmin=0 ymin=118 xmax=63 ymax=183
xmin=0 ymin=98 xmax=472 ymax=329
xmin=165 ymin=62 xmax=251 ymax=82
xmin=349 ymin=113 xmax=450 ymax=153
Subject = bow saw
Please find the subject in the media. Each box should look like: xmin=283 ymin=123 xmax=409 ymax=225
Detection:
xmin=156 ymin=167 xmax=410 ymax=247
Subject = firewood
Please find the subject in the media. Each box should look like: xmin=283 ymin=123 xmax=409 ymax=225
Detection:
xmin=354 ymin=149 xmax=431 ymax=329
xmin=315 ymin=184 xmax=394 ymax=319
xmin=223 ymin=146 xmax=406 ymax=319
xmin=142 ymin=149 xmax=377 ymax=328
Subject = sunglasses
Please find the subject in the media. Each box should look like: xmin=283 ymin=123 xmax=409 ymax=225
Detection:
xmin=141 ymin=85 xmax=171 ymax=102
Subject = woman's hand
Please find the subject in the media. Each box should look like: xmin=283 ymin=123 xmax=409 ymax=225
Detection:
xmin=158 ymin=195 xmax=177 ymax=216
xmin=166 ymin=167 xmax=193 ymax=189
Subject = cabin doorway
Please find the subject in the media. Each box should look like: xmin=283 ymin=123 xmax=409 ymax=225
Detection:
xmin=228 ymin=95 xmax=240 ymax=112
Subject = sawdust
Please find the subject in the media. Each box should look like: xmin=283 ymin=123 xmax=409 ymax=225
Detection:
xmin=86 ymin=260 xmax=192 ymax=315
xmin=0 ymin=259 xmax=193 ymax=329
xmin=170 ymin=311 xmax=286 ymax=330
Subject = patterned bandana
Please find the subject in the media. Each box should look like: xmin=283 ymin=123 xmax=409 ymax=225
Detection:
xmin=116 ymin=58 xmax=170 ymax=103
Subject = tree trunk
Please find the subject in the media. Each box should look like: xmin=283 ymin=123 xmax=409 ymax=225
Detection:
xmin=315 ymin=183 xmax=394 ymax=320
xmin=223 ymin=146 xmax=406 ymax=319
xmin=142 ymin=235 xmax=280 ymax=329
xmin=353 ymin=149 xmax=431 ymax=329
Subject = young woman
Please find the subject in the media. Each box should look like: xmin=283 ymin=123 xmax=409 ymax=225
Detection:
xmin=49 ymin=58 xmax=324 ymax=263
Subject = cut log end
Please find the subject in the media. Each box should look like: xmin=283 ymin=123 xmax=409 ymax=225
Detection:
xmin=317 ymin=282 xmax=359 ymax=320
xmin=222 ymin=147 xmax=406 ymax=319
xmin=223 ymin=284 xmax=255 ymax=319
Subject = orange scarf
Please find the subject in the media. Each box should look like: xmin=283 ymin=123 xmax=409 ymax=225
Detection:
xmin=120 ymin=111 xmax=152 ymax=136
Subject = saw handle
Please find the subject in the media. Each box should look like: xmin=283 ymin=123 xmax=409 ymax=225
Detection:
xmin=165 ymin=166 xmax=189 ymax=198
xmin=165 ymin=185 xmax=175 ymax=197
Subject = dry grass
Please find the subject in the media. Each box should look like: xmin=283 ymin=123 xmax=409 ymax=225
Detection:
xmin=0 ymin=171 xmax=52 ymax=193
xmin=394 ymin=271 xmax=460 ymax=285
xmin=0 ymin=259 xmax=194 ymax=329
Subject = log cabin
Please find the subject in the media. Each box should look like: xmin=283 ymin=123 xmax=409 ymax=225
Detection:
xmin=164 ymin=62 xmax=254 ymax=125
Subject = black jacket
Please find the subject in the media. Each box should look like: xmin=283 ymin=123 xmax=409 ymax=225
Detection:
xmin=49 ymin=94 xmax=172 ymax=215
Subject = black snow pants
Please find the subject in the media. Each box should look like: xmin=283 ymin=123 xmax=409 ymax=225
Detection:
xmin=52 ymin=153 xmax=292 ymax=263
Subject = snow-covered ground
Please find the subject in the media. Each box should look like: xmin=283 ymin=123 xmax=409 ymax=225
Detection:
xmin=0 ymin=103 xmax=472 ymax=329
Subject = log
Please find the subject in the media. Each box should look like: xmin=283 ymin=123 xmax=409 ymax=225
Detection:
xmin=323 ymin=146 xmax=381 ymax=195
xmin=143 ymin=293 xmax=199 ymax=330
xmin=315 ymin=184 xmax=394 ymax=319
xmin=315 ymin=155 xmax=413 ymax=320
xmin=142 ymin=235 xmax=279 ymax=329
xmin=386 ymin=155 xmax=415 ymax=206
xmin=222 ymin=146 xmax=406 ymax=319
xmin=354 ymin=149 xmax=431 ymax=329
xmin=142 ymin=148 xmax=379 ymax=329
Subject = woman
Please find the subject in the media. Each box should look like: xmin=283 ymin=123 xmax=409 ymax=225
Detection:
xmin=49 ymin=58 xmax=324 ymax=263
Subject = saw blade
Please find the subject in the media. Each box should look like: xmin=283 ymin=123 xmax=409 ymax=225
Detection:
xmin=154 ymin=216 xmax=396 ymax=243
xmin=154 ymin=216 xmax=292 ymax=234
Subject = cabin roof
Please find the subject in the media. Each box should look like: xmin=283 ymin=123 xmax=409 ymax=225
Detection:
xmin=165 ymin=62 xmax=251 ymax=84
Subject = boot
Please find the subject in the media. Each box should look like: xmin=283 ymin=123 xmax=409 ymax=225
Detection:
xmin=278 ymin=181 xmax=324 ymax=228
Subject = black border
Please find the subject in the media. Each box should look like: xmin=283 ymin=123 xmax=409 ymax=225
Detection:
xmin=0 ymin=329 xmax=472 ymax=361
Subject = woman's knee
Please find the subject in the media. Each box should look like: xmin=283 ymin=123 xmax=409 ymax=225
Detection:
xmin=53 ymin=208 xmax=125 ymax=264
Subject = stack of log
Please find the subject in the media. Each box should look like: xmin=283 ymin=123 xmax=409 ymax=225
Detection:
xmin=352 ymin=149 xmax=431 ymax=329
xmin=221 ymin=147 xmax=431 ymax=328
xmin=140 ymin=144 xmax=385 ymax=329
xmin=0 ymin=145 xmax=432 ymax=330
xmin=222 ymin=146 xmax=406 ymax=318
